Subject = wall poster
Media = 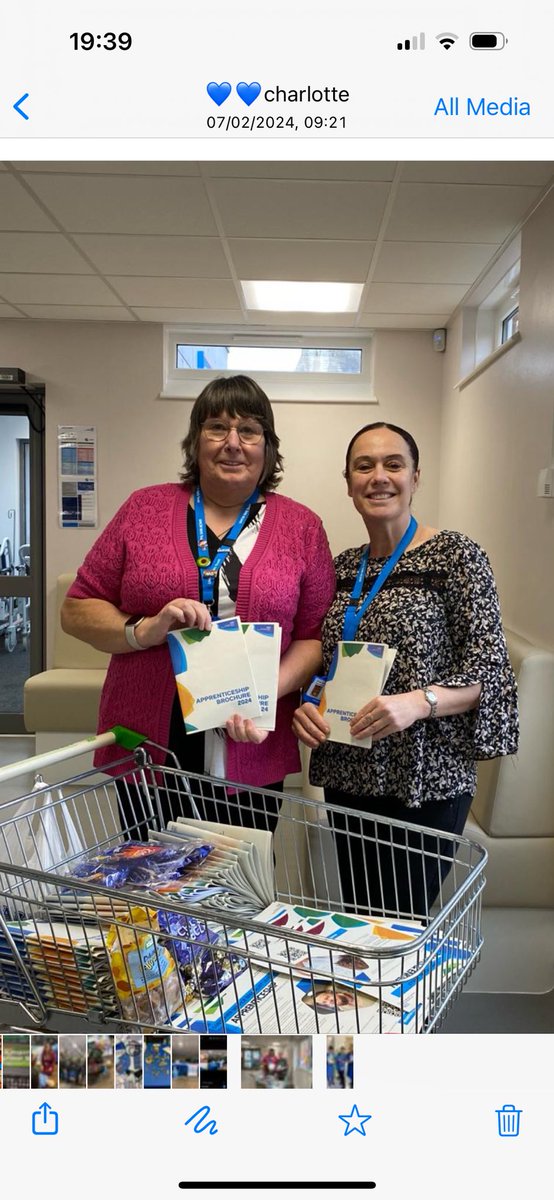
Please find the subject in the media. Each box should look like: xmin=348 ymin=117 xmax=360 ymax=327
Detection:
xmin=57 ymin=425 xmax=98 ymax=529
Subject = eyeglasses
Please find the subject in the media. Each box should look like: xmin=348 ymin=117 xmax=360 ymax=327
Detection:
xmin=201 ymin=420 xmax=265 ymax=445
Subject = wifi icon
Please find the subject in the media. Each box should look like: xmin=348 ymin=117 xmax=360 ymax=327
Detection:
xmin=436 ymin=32 xmax=459 ymax=49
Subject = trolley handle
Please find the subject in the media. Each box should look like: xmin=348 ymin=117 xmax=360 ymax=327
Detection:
xmin=0 ymin=725 xmax=148 ymax=784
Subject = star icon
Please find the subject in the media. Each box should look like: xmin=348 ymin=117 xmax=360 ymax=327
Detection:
xmin=338 ymin=1104 xmax=372 ymax=1136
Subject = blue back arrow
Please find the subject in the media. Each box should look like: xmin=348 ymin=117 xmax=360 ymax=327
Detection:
xmin=14 ymin=93 xmax=30 ymax=119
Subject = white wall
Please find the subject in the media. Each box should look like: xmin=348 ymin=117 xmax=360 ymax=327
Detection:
xmin=439 ymin=187 xmax=554 ymax=649
xmin=0 ymin=321 xmax=443 ymax=664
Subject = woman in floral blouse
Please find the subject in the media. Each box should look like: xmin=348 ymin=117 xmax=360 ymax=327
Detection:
xmin=293 ymin=421 xmax=518 ymax=919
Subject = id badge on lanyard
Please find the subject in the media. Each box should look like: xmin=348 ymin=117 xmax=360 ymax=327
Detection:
xmin=194 ymin=486 xmax=260 ymax=609
xmin=342 ymin=514 xmax=417 ymax=642
xmin=302 ymin=515 xmax=417 ymax=703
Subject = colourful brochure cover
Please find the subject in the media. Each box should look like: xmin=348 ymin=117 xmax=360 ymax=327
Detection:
xmin=167 ymin=617 xmax=261 ymax=733
xmin=318 ymin=642 xmax=396 ymax=747
xmin=242 ymin=622 xmax=282 ymax=731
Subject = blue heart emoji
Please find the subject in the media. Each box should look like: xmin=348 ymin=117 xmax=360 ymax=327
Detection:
xmin=236 ymin=81 xmax=262 ymax=106
xmin=206 ymin=81 xmax=232 ymax=107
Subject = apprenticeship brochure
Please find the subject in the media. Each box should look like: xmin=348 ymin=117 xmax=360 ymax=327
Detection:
xmin=317 ymin=641 xmax=396 ymax=746
xmin=167 ymin=618 xmax=281 ymax=734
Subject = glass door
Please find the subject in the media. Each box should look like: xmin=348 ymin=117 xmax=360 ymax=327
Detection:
xmin=0 ymin=388 xmax=45 ymax=733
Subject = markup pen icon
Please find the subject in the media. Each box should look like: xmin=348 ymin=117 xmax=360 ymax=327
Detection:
xmin=185 ymin=1104 xmax=219 ymax=1135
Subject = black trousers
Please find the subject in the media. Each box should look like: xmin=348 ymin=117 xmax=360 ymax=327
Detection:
xmin=116 ymin=700 xmax=284 ymax=839
xmin=116 ymin=772 xmax=285 ymax=841
xmin=324 ymin=788 xmax=474 ymax=921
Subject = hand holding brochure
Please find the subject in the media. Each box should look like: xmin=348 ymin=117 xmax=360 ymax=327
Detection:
xmin=167 ymin=618 xmax=258 ymax=733
xmin=168 ymin=618 xmax=281 ymax=734
xmin=241 ymin=622 xmax=282 ymax=730
xmin=317 ymin=641 xmax=396 ymax=746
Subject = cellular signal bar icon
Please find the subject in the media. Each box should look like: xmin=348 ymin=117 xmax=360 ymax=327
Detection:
xmin=397 ymin=33 xmax=426 ymax=50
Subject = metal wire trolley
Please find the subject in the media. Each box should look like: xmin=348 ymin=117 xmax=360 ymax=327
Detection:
xmin=0 ymin=729 xmax=487 ymax=1036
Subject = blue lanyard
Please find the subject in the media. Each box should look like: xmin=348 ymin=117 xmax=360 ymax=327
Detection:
xmin=342 ymin=515 xmax=418 ymax=641
xmin=193 ymin=485 xmax=260 ymax=607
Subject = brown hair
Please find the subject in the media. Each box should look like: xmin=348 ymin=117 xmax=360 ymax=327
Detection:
xmin=180 ymin=375 xmax=284 ymax=491
xmin=344 ymin=421 xmax=420 ymax=479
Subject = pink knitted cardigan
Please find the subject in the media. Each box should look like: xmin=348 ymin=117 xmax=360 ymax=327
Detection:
xmin=67 ymin=483 xmax=335 ymax=785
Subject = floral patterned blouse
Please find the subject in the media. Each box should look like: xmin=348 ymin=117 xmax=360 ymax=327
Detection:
xmin=309 ymin=530 xmax=519 ymax=808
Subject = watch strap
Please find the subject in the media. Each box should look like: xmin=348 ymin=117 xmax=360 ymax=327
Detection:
xmin=124 ymin=615 xmax=147 ymax=650
xmin=423 ymin=687 xmax=438 ymax=718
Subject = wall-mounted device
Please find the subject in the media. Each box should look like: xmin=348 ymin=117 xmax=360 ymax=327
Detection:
xmin=537 ymin=467 xmax=554 ymax=498
xmin=0 ymin=367 xmax=26 ymax=384
xmin=433 ymin=329 xmax=447 ymax=352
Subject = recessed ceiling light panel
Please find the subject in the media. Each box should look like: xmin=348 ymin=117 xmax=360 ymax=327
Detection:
xmin=241 ymin=280 xmax=363 ymax=313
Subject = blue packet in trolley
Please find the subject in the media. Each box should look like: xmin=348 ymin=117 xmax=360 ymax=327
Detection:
xmin=197 ymin=946 xmax=247 ymax=999
xmin=157 ymin=910 xmax=219 ymax=967
xmin=66 ymin=839 xmax=213 ymax=890
xmin=157 ymin=908 xmax=247 ymax=998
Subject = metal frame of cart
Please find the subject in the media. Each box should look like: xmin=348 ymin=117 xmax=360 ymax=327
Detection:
xmin=0 ymin=730 xmax=487 ymax=1035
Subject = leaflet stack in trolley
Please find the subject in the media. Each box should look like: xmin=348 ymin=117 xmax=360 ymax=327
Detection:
xmin=49 ymin=823 xmax=273 ymax=921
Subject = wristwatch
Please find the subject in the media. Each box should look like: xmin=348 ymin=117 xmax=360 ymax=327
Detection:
xmin=124 ymin=615 xmax=148 ymax=650
xmin=422 ymin=687 xmax=438 ymax=719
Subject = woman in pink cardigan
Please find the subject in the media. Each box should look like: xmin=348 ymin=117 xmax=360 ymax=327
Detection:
xmin=61 ymin=375 xmax=335 ymax=834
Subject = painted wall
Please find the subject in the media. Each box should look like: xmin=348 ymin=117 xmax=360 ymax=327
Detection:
xmin=0 ymin=321 xmax=443 ymax=663
xmin=440 ymin=187 xmax=554 ymax=648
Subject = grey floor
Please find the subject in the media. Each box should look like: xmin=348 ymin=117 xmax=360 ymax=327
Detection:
xmin=441 ymin=988 xmax=554 ymax=1034
xmin=0 ymin=639 xmax=29 ymax=711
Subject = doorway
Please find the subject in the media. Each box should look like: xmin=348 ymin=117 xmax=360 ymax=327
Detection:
xmin=0 ymin=385 xmax=45 ymax=733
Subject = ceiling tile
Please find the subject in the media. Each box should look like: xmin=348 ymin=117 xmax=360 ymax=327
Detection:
xmin=363 ymin=282 xmax=467 ymax=313
xmin=0 ymin=274 xmax=118 ymax=305
xmin=373 ymin=241 xmax=498 ymax=284
xmin=0 ymin=161 xmax=550 ymax=327
xmin=13 ymin=162 xmax=201 ymax=175
xmin=16 ymin=305 xmax=134 ymax=320
xmin=211 ymin=179 xmax=390 ymax=239
xmin=0 ymin=176 xmax=56 ymax=232
xmin=0 ymin=302 xmax=23 ymax=318
xmin=0 ymin=232 xmax=92 ymax=274
xmin=387 ymin=183 xmax=541 ymax=242
xmin=131 ymin=307 xmax=244 ymax=323
xmin=74 ymin=234 xmax=229 ymax=277
xmin=402 ymin=162 xmax=554 ymax=185
xmin=109 ymin=276 xmax=239 ymax=307
xmin=228 ymin=238 xmax=374 ymax=282
xmin=205 ymin=162 xmax=397 ymax=181
xmin=23 ymin=175 xmax=218 ymax=235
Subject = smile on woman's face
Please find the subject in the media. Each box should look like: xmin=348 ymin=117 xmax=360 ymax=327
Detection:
xmin=197 ymin=415 xmax=266 ymax=496
xmin=347 ymin=428 xmax=419 ymax=525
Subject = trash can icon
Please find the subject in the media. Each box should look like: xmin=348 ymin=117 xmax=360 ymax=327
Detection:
xmin=496 ymin=1104 xmax=522 ymax=1137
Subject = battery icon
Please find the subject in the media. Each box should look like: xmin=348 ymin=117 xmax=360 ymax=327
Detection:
xmin=470 ymin=32 xmax=507 ymax=49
